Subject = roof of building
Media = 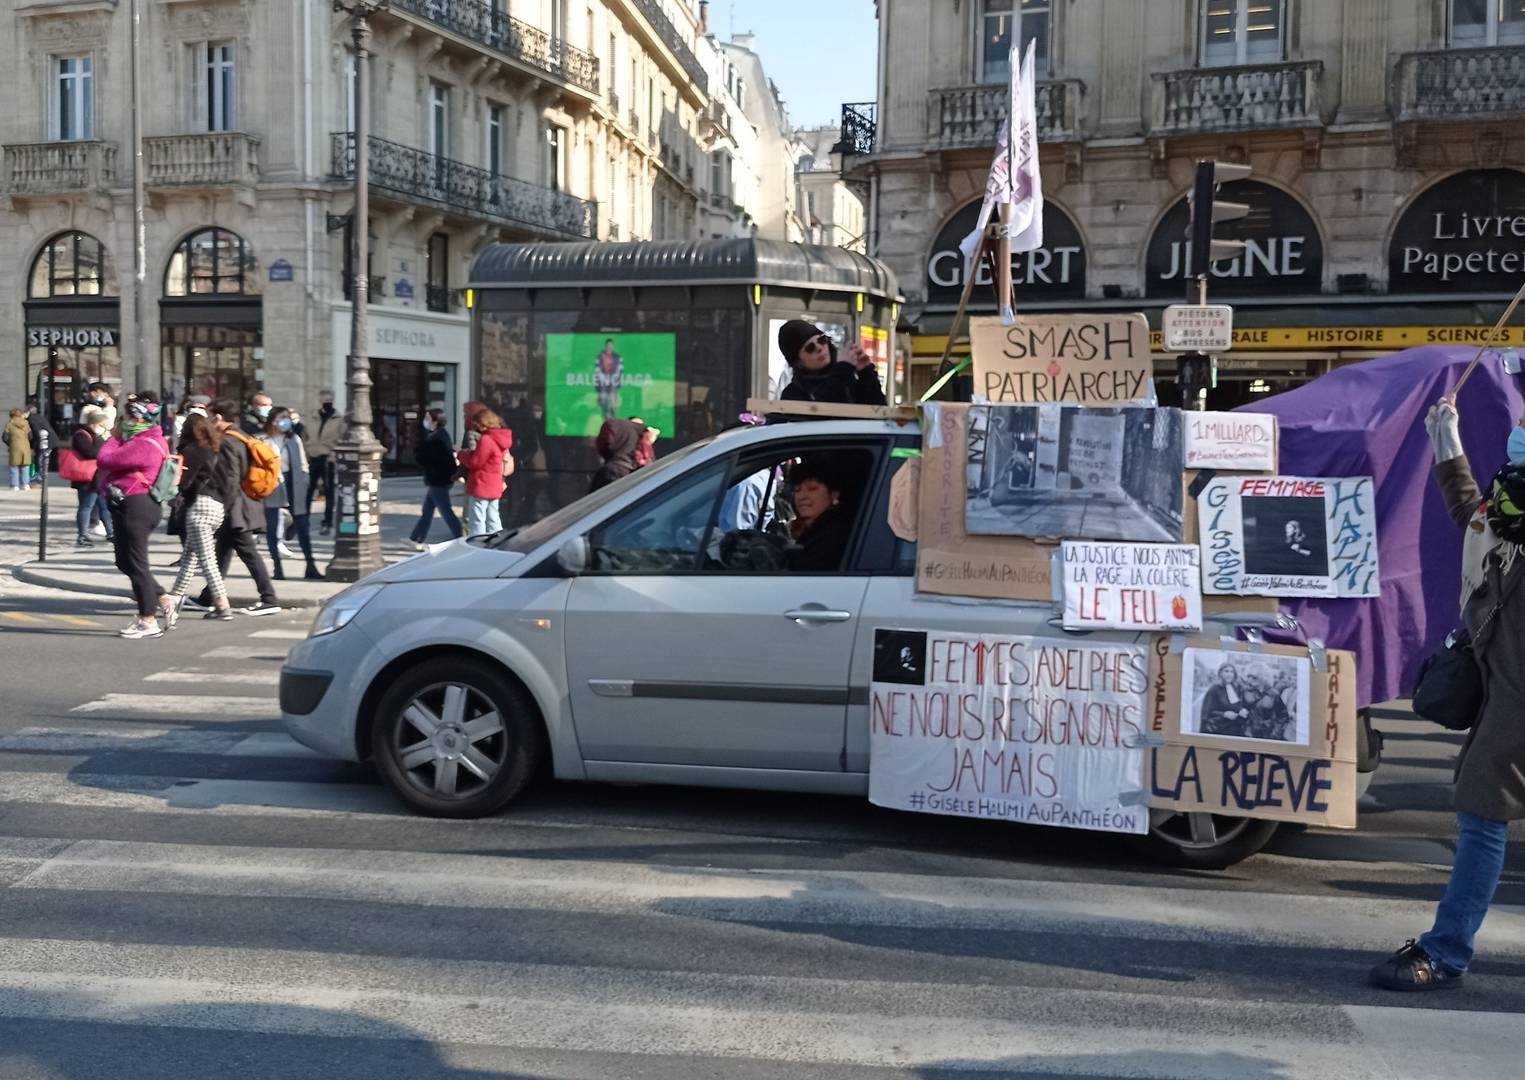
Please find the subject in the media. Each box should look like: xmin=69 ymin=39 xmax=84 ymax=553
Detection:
xmin=469 ymin=239 xmax=900 ymax=299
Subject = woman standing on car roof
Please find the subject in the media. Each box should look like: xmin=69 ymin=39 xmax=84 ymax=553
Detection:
xmin=776 ymin=321 xmax=887 ymax=406
xmin=1369 ymin=398 xmax=1525 ymax=992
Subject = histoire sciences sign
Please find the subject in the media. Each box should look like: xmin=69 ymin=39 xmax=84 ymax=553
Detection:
xmin=1389 ymin=170 xmax=1525 ymax=293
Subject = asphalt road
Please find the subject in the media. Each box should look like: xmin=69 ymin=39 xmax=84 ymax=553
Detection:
xmin=0 ymin=492 xmax=1521 ymax=1078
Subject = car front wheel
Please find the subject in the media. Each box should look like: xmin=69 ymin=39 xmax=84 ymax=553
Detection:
xmin=1133 ymin=810 xmax=1280 ymax=869
xmin=371 ymin=658 xmax=541 ymax=818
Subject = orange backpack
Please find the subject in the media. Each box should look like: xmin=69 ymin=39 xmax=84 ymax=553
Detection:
xmin=228 ymin=430 xmax=281 ymax=500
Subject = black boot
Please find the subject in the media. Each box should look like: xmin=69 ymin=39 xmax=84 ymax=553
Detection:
xmin=305 ymin=561 xmax=323 ymax=580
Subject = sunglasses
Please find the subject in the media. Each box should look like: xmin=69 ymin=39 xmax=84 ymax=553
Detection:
xmin=804 ymin=335 xmax=831 ymax=350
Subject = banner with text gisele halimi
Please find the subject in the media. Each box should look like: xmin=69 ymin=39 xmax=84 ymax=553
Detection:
xmin=1198 ymin=475 xmax=1380 ymax=598
xmin=869 ymin=629 xmax=1150 ymax=834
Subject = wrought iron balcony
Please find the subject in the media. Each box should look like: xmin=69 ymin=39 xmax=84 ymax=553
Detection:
xmin=143 ymin=132 xmax=259 ymax=186
xmin=1397 ymin=46 xmax=1525 ymax=120
xmin=625 ymin=0 xmax=707 ymax=93
xmin=389 ymin=0 xmax=599 ymax=94
xmin=835 ymin=102 xmax=876 ymax=156
xmin=3 ymin=140 xmax=116 ymax=194
xmin=331 ymin=132 xmax=596 ymax=240
xmin=1152 ymin=60 xmax=1322 ymax=134
xmin=426 ymin=284 xmax=458 ymax=313
xmin=934 ymin=80 xmax=1084 ymax=147
xmin=628 ymin=108 xmax=642 ymax=133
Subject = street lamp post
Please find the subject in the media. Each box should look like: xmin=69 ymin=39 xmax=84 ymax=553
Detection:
xmin=328 ymin=0 xmax=387 ymax=582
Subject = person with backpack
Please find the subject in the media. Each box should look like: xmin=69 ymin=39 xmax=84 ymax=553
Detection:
xmin=455 ymin=408 xmax=513 ymax=536
xmin=187 ymin=399 xmax=281 ymax=616
xmin=409 ymin=408 xmax=463 ymax=549
xmin=261 ymin=406 xmax=321 ymax=580
xmin=63 ymin=406 xmax=113 ymax=546
xmin=96 ymin=395 xmax=174 ymax=639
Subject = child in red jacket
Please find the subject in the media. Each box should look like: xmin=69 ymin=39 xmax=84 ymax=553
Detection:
xmin=456 ymin=408 xmax=513 ymax=536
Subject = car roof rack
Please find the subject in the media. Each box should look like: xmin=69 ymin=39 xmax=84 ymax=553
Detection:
xmin=744 ymin=398 xmax=918 ymax=424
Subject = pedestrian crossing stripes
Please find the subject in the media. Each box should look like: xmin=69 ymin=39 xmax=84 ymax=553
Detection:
xmin=248 ymin=627 xmax=309 ymax=640
xmin=71 ymin=693 xmax=278 ymax=718
xmin=145 ymin=669 xmax=281 ymax=686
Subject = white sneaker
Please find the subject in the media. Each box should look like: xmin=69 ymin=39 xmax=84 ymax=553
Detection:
xmin=118 ymin=618 xmax=164 ymax=640
xmin=278 ymin=542 xmax=296 ymax=559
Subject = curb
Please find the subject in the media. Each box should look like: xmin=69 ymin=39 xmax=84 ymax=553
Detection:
xmin=12 ymin=561 xmax=332 ymax=609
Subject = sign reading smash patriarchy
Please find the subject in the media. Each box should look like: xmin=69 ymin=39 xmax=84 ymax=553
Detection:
xmin=1199 ymin=476 xmax=1379 ymax=598
xmin=971 ymin=314 xmax=1151 ymax=405
xmin=869 ymin=629 xmax=1150 ymax=834
xmin=1060 ymin=542 xmax=1202 ymax=631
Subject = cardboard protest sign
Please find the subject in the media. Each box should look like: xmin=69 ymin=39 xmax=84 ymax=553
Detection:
xmin=971 ymin=313 xmax=1151 ymax=405
xmin=916 ymin=404 xmax=1054 ymax=601
xmin=1060 ymin=542 xmax=1202 ymax=631
xmin=1145 ymin=636 xmax=1358 ymax=829
xmin=965 ymin=405 xmax=1185 ymax=542
xmin=870 ymin=628 xmax=1150 ymax=834
xmin=1199 ymin=476 xmax=1379 ymax=597
xmin=1185 ymin=412 xmax=1277 ymax=471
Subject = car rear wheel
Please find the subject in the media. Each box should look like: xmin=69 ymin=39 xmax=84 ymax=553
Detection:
xmin=371 ymin=658 xmax=541 ymax=818
xmin=1134 ymin=810 xmax=1280 ymax=870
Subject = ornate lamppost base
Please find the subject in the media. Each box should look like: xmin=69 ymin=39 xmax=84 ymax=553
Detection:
xmin=326 ymin=438 xmax=386 ymax=582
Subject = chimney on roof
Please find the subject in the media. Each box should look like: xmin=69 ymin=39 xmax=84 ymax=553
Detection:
xmin=699 ymin=0 xmax=709 ymax=34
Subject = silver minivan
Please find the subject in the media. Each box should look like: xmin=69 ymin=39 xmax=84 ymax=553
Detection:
xmin=280 ymin=417 xmax=1375 ymax=868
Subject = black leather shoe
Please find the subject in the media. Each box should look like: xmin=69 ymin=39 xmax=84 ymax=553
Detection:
xmin=1369 ymin=940 xmax=1464 ymax=991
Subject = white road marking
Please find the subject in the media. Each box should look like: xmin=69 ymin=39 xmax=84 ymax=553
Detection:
xmin=71 ymin=693 xmax=275 ymax=718
xmin=248 ymin=628 xmax=309 ymax=640
xmin=204 ymin=645 xmax=288 ymax=660
xmin=145 ymin=669 xmax=281 ymax=686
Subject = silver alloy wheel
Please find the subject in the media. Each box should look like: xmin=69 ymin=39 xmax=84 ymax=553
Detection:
xmin=1146 ymin=808 xmax=1253 ymax=850
xmin=391 ymin=682 xmax=508 ymax=800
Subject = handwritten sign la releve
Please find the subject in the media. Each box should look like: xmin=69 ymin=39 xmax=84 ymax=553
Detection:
xmin=1185 ymin=411 xmax=1277 ymax=471
xmin=1060 ymin=541 xmax=1203 ymax=631
xmin=869 ymin=628 xmax=1150 ymax=834
xmin=971 ymin=313 xmax=1151 ymax=406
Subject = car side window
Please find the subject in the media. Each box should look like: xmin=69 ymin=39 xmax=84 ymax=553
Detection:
xmin=587 ymin=460 xmax=728 ymax=574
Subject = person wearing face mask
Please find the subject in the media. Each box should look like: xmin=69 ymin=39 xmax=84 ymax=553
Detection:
xmin=408 ymin=408 xmax=463 ymax=549
xmin=309 ymin=393 xmax=342 ymax=534
xmin=260 ymin=406 xmax=321 ymax=579
xmin=242 ymin=392 xmax=273 ymax=437
xmin=85 ymin=383 xmax=117 ymax=432
xmin=776 ymin=321 xmax=886 ymax=407
xmin=1369 ymin=397 xmax=1525 ymax=992
xmin=67 ymin=406 xmax=114 ymax=547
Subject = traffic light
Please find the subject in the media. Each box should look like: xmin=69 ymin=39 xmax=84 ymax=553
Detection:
xmin=1187 ymin=160 xmax=1252 ymax=280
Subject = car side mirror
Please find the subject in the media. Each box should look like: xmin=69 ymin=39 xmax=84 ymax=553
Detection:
xmin=556 ymin=536 xmax=590 ymax=576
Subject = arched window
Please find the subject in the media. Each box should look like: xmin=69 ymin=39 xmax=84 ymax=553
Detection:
xmin=29 ymin=231 xmax=118 ymax=298
xmin=164 ymin=227 xmax=260 ymax=296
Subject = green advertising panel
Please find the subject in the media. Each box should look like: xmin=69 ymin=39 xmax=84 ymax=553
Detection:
xmin=544 ymin=332 xmax=677 ymax=437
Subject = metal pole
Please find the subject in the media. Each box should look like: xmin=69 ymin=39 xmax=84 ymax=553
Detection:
xmin=37 ymin=429 xmax=50 ymax=563
xmin=327 ymin=1 xmax=385 ymax=581
xmin=129 ymin=0 xmax=148 ymax=395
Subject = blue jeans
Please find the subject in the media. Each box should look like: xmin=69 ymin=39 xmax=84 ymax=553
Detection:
xmin=465 ymin=494 xmax=501 ymax=537
xmin=1418 ymin=811 xmax=1509 ymax=973
xmin=76 ymin=487 xmax=113 ymax=539
xmin=410 ymin=485 xmax=462 ymax=543
xmin=8 ymin=465 xmax=26 ymax=488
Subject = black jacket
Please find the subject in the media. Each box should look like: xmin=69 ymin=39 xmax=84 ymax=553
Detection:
xmin=27 ymin=412 xmax=61 ymax=451
xmin=178 ymin=443 xmax=231 ymax=504
xmin=788 ymin=508 xmax=854 ymax=572
xmin=217 ymin=435 xmax=264 ymax=533
xmin=416 ymin=426 xmax=459 ymax=487
xmin=69 ymin=426 xmax=105 ymax=491
xmin=780 ymin=362 xmax=887 ymax=406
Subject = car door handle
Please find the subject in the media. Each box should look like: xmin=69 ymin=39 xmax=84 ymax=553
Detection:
xmin=783 ymin=606 xmax=853 ymax=624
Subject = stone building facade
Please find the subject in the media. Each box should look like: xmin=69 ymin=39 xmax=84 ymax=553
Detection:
xmin=844 ymin=0 xmax=1525 ymax=405
xmin=1 ymin=0 xmax=802 ymax=466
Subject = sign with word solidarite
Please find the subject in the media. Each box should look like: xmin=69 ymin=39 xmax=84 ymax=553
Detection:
xmin=1060 ymin=542 xmax=1202 ymax=631
xmin=1199 ymin=475 xmax=1379 ymax=598
xmin=869 ymin=628 xmax=1150 ymax=835
xmin=1184 ymin=411 xmax=1276 ymax=471
xmin=1162 ymin=304 xmax=1234 ymax=353
xmin=971 ymin=313 xmax=1152 ymax=406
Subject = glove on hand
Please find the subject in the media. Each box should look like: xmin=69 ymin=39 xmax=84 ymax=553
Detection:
xmin=1425 ymin=399 xmax=1463 ymax=464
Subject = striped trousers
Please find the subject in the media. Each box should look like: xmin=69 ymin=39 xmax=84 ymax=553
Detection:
xmin=171 ymin=496 xmax=228 ymax=603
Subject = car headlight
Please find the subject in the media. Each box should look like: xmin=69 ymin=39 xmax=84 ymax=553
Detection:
xmin=308 ymin=584 xmax=383 ymax=639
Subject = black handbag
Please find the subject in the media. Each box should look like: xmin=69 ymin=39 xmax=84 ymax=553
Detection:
xmin=1412 ymin=628 xmax=1483 ymax=732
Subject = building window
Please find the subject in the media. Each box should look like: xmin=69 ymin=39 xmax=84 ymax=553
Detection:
xmin=344 ymin=52 xmax=357 ymax=131
xmin=486 ymin=103 xmax=504 ymax=177
xmin=1200 ymin=0 xmax=1285 ymax=67
xmin=980 ymin=1 xmax=1049 ymax=83
xmin=426 ymin=232 xmax=450 ymax=312
xmin=547 ymin=125 xmax=565 ymax=192
xmin=52 ymin=55 xmax=93 ymax=141
xmin=1452 ymin=0 xmax=1525 ymax=47
xmin=429 ymin=83 xmax=449 ymax=158
xmin=29 ymin=231 xmax=116 ymax=299
xmin=201 ymin=43 xmax=236 ymax=132
xmin=165 ymin=227 xmax=260 ymax=296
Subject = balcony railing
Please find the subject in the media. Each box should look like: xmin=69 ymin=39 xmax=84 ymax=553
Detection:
xmin=934 ymin=80 xmax=1084 ymax=147
xmin=1397 ymin=46 xmax=1525 ymax=120
xmin=143 ymin=132 xmax=259 ymax=186
xmin=628 ymin=108 xmax=642 ymax=133
xmin=425 ymin=284 xmax=458 ymax=313
xmin=3 ymin=140 xmax=117 ymax=194
xmin=331 ymin=132 xmax=596 ymax=240
xmin=390 ymin=0 xmax=599 ymax=94
xmin=627 ymin=0 xmax=707 ymax=93
xmin=1152 ymin=60 xmax=1322 ymax=134
xmin=835 ymin=102 xmax=876 ymax=155
xmin=343 ymin=274 xmax=388 ymax=304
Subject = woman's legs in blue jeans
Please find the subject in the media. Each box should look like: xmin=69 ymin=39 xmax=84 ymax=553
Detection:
xmin=1417 ymin=811 xmax=1509 ymax=973
xmin=410 ymin=488 xmax=438 ymax=543
xmin=76 ymin=487 xmax=99 ymax=537
xmin=423 ymin=485 xmax=462 ymax=539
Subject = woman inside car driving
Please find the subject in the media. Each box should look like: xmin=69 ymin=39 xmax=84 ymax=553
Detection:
xmin=787 ymin=458 xmax=853 ymax=571
xmin=777 ymin=320 xmax=887 ymax=406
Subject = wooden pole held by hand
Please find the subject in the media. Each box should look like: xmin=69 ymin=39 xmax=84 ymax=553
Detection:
xmin=996 ymin=202 xmax=1015 ymax=325
xmin=1449 ymin=277 xmax=1525 ymax=400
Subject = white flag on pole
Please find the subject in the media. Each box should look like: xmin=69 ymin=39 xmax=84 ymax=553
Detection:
xmin=958 ymin=38 xmax=1044 ymax=260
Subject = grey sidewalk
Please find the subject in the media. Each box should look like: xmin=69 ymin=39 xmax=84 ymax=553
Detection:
xmin=1 ymin=476 xmax=463 ymax=609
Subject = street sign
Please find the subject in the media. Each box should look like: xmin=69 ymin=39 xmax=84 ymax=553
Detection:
xmin=1162 ymin=304 xmax=1234 ymax=352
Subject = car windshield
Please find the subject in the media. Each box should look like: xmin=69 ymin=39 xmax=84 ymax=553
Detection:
xmin=484 ymin=437 xmax=716 ymax=554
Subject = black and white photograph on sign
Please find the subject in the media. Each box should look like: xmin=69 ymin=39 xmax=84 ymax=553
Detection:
xmin=872 ymin=629 xmax=928 ymax=687
xmin=1180 ymin=647 xmax=1312 ymax=746
xmin=965 ymin=405 xmax=1184 ymax=542
xmin=1242 ymin=496 xmax=1331 ymax=578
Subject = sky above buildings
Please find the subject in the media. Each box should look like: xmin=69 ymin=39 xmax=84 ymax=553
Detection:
xmin=724 ymin=0 xmax=878 ymax=129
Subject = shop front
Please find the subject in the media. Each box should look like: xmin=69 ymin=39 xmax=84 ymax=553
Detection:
xmin=329 ymin=305 xmax=467 ymax=472
xmin=159 ymin=228 xmax=263 ymax=409
xmin=23 ymin=231 xmax=122 ymax=431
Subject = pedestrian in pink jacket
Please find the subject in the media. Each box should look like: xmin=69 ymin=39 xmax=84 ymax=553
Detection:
xmin=456 ymin=408 xmax=513 ymax=536
xmin=96 ymin=395 xmax=172 ymax=639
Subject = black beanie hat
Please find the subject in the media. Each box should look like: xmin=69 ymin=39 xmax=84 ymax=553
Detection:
xmin=778 ymin=319 xmax=825 ymax=368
